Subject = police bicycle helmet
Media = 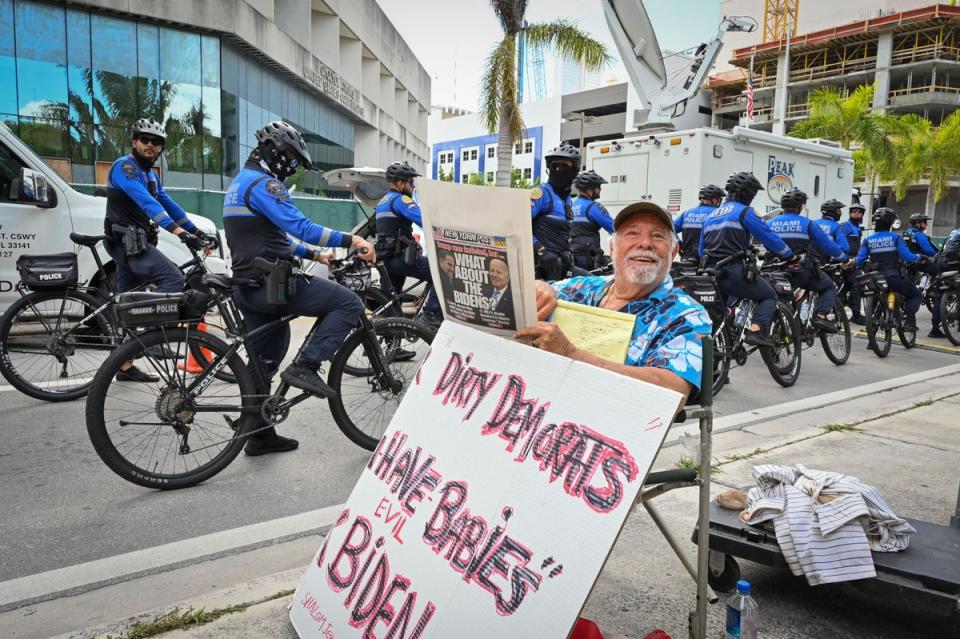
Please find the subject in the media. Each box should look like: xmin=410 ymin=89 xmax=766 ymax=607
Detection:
xmin=849 ymin=202 xmax=866 ymax=213
xmin=131 ymin=117 xmax=166 ymax=143
xmin=873 ymin=207 xmax=898 ymax=231
xmin=821 ymin=198 xmax=845 ymax=221
xmin=574 ymin=170 xmax=607 ymax=191
xmin=780 ymin=188 xmax=808 ymax=212
xmin=385 ymin=161 xmax=421 ymax=182
xmin=256 ymin=120 xmax=314 ymax=179
xmin=725 ymin=172 xmax=764 ymax=205
xmin=545 ymin=144 xmax=581 ymax=165
xmin=909 ymin=212 xmax=930 ymax=225
xmin=698 ymin=184 xmax=725 ymax=201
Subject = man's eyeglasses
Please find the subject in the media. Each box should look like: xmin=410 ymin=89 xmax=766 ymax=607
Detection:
xmin=137 ymin=136 xmax=164 ymax=147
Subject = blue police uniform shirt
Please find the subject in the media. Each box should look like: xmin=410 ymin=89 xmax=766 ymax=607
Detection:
xmin=674 ymin=204 xmax=715 ymax=260
xmin=812 ymin=217 xmax=850 ymax=257
xmin=855 ymin=230 xmax=919 ymax=273
xmin=767 ymin=212 xmax=846 ymax=261
xmin=840 ymin=220 xmax=862 ymax=257
xmin=570 ymin=195 xmax=614 ymax=254
xmin=903 ymin=227 xmax=938 ymax=257
xmin=551 ymin=274 xmax=712 ymax=392
xmin=530 ymin=183 xmax=573 ymax=253
xmin=375 ymin=190 xmax=423 ymax=245
xmin=699 ymin=200 xmax=792 ymax=260
xmin=106 ymin=154 xmax=195 ymax=234
xmin=223 ymin=161 xmax=351 ymax=276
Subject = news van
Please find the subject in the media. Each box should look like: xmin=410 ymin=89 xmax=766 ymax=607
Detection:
xmin=0 ymin=122 xmax=228 ymax=311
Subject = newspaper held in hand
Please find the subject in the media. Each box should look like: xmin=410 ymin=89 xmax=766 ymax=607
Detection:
xmin=418 ymin=180 xmax=537 ymax=336
xmin=432 ymin=227 xmax=517 ymax=331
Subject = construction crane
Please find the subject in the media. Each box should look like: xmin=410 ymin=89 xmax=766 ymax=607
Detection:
xmin=762 ymin=0 xmax=799 ymax=42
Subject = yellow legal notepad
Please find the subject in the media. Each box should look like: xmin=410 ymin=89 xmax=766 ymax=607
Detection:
xmin=553 ymin=299 xmax=636 ymax=363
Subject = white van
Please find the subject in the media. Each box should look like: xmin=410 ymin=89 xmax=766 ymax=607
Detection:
xmin=0 ymin=122 xmax=228 ymax=311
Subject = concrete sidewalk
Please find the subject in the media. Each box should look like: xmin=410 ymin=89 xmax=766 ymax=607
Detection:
xmin=10 ymin=373 xmax=960 ymax=639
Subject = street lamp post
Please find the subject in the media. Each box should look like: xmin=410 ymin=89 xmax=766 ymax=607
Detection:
xmin=565 ymin=111 xmax=603 ymax=166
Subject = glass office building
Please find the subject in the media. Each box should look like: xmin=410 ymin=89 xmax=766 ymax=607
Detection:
xmin=0 ymin=0 xmax=354 ymax=194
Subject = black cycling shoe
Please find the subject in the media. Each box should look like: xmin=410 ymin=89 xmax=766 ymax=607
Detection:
xmin=244 ymin=433 xmax=299 ymax=456
xmin=928 ymin=327 xmax=946 ymax=339
xmin=280 ymin=364 xmax=336 ymax=399
xmin=418 ymin=312 xmax=443 ymax=331
xmin=743 ymin=329 xmax=774 ymax=348
xmin=904 ymin=321 xmax=919 ymax=333
xmin=812 ymin=315 xmax=838 ymax=333
xmin=849 ymin=315 xmax=866 ymax=326
xmin=115 ymin=365 xmax=159 ymax=383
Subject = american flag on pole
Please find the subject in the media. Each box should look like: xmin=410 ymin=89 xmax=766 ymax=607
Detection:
xmin=746 ymin=58 xmax=755 ymax=122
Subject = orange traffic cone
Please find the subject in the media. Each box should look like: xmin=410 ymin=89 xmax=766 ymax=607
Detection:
xmin=178 ymin=320 xmax=211 ymax=374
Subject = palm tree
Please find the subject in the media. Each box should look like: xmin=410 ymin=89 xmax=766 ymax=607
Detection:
xmin=890 ymin=111 xmax=960 ymax=225
xmin=790 ymin=84 xmax=902 ymax=216
xmin=481 ymin=2 xmax=610 ymax=187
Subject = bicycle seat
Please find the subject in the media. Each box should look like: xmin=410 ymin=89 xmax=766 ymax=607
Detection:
xmin=200 ymin=273 xmax=255 ymax=292
xmin=70 ymin=232 xmax=108 ymax=247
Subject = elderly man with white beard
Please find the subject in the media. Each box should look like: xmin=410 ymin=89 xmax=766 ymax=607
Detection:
xmin=515 ymin=202 xmax=712 ymax=402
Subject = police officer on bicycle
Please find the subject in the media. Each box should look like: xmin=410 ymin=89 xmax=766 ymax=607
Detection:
xmin=223 ymin=121 xmax=375 ymax=456
xmin=904 ymin=213 xmax=944 ymax=337
xmin=855 ymin=207 xmax=924 ymax=332
xmin=531 ymin=144 xmax=585 ymax=280
xmin=570 ymin=170 xmax=614 ymax=270
xmin=675 ymin=184 xmax=724 ymax=263
xmin=374 ymin=161 xmax=443 ymax=327
xmin=699 ymin=172 xmax=793 ymax=347
xmin=840 ymin=202 xmax=866 ymax=324
xmin=768 ymin=189 xmax=849 ymax=333
xmin=105 ymin=117 xmax=215 ymax=383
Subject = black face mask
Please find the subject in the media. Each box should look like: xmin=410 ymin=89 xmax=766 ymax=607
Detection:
xmin=547 ymin=163 xmax=576 ymax=196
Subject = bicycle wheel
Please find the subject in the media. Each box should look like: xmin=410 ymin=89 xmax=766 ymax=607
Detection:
xmin=941 ymin=290 xmax=960 ymax=346
xmin=711 ymin=322 xmax=731 ymax=396
xmin=896 ymin=298 xmax=917 ymax=349
xmin=185 ymin=311 xmax=239 ymax=384
xmin=0 ymin=289 xmax=117 ymax=401
xmin=864 ymin=296 xmax=892 ymax=358
xmin=86 ymin=326 xmax=258 ymax=489
xmin=760 ymin=301 xmax=802 ymax=387
xmin=819 ymin=299 xmax=851 ymax=365
xmin=328 ymin=317 xmax=434 ymax=450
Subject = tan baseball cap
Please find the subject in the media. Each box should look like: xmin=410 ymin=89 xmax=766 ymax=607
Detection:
xmin=613 ymin=201 xmax=674 ymax=233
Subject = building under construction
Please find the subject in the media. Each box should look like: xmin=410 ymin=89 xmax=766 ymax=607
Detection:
xmin=708 ymin=3 xmax=960 ymax=234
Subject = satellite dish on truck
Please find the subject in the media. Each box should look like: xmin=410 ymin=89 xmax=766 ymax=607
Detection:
xmin=603 ymin=0 xmax=756 ymax=131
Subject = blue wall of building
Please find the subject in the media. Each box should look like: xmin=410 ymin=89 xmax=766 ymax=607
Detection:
xmin=431 ymin=126 xmax=543 ymax=183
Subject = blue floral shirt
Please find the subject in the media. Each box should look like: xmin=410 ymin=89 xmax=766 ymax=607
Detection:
xmin=552 ymin=275 xmax=713 ymax=391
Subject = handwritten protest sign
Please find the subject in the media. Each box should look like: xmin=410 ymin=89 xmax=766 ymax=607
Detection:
xmin=290 ymin=322 xmax=684 ymax=639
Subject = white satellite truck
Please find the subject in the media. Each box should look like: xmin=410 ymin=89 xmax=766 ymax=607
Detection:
xmin=0 ymin=121 xmax=228 ymax=311
xmin=590 ymin=0 xmax=854 ymax=218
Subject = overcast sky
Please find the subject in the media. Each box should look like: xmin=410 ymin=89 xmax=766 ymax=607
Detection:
xmin=378 ymin=0 xmax=722 ymax=110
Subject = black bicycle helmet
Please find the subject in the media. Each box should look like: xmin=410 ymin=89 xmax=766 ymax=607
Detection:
xmin=821 ymin=198 xmax=845 ymax=220
xmin=698 ymin=184 xmax=725 ymax=201
xmin=909 ymin=212 xmax=930 ymax=225
xmin=131 ymin=117 xmax=166 ymax=143
xmin=545 ymin=144 xmax=581 ymax=165
xmin=574 ymin=170 xmax=607 ymax=191
xmin=873 ymin=207 xmax=898 ymax=230
xmin=780 ymin=188 xmax=808 ymax=212
xmin=385 ymin=161 xmax=421 ymax=182
xmin=256 ymin=121 xmax=314 ymax=178
xmin=725 ymin=172 xmax=764 ymax=205
xmin=849 ymin=202 xmax=866 ymax=213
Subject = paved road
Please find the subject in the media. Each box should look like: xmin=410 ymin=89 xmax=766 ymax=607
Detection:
xmin=1 ymin=313 xmax=958 ymax=582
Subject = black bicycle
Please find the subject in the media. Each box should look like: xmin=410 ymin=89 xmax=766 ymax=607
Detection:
xmin=858 ymin=267 xmax=916 ymax=357
xmin=84 ymin=263 xmax=433 ymax=489
xmin=0 ymin=233 xmax=218 ymax=402
xmin=789 ymin=260 xmax=852 ymax=366
xmin=939 ymin=263 xmax=960 ymax=346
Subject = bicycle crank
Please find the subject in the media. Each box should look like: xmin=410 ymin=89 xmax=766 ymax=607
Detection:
xmin=261 ymin=395 xmax=292 ymax=425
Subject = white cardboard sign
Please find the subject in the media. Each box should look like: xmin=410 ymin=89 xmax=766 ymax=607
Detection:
xmin=290 ymin=322 xmax=683 ymax=639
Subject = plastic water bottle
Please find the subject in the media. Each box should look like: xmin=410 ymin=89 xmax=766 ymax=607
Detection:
xmin=734 ymin=304 xmax=749 ymax=328
xmin=725 ymin=580 xmax=758 ymax=639
xmin=799 ymin=300 xmax=811 ymax=322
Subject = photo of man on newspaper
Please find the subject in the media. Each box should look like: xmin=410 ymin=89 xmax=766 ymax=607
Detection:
xmin=432 ymin=226 xmax=517 ymax=331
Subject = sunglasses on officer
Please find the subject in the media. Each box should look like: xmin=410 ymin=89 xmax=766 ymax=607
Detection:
xmin=136 ymin=135 xmax=164 ymax=147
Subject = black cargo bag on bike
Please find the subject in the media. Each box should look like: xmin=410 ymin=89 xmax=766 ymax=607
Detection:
xmin=673 ymin=274 xmax=723 ymax=313
xmin=857 ymin=271 xmax=887 ymax=294
xmin=115 ymin=291 xmax=207 ymax=328
xmin=764 ymin=271 xmax=794 ymax=298
xmin=16 ymin=252 xmax=79 ymax=289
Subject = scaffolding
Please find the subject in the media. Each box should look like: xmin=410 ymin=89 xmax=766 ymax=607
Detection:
xmin=762 ymin=0 xmax=799 ymax=43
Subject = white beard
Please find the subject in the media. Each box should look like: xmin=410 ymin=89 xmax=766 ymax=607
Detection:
xmin=621 ymin=249 xmax=667 ymax=286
